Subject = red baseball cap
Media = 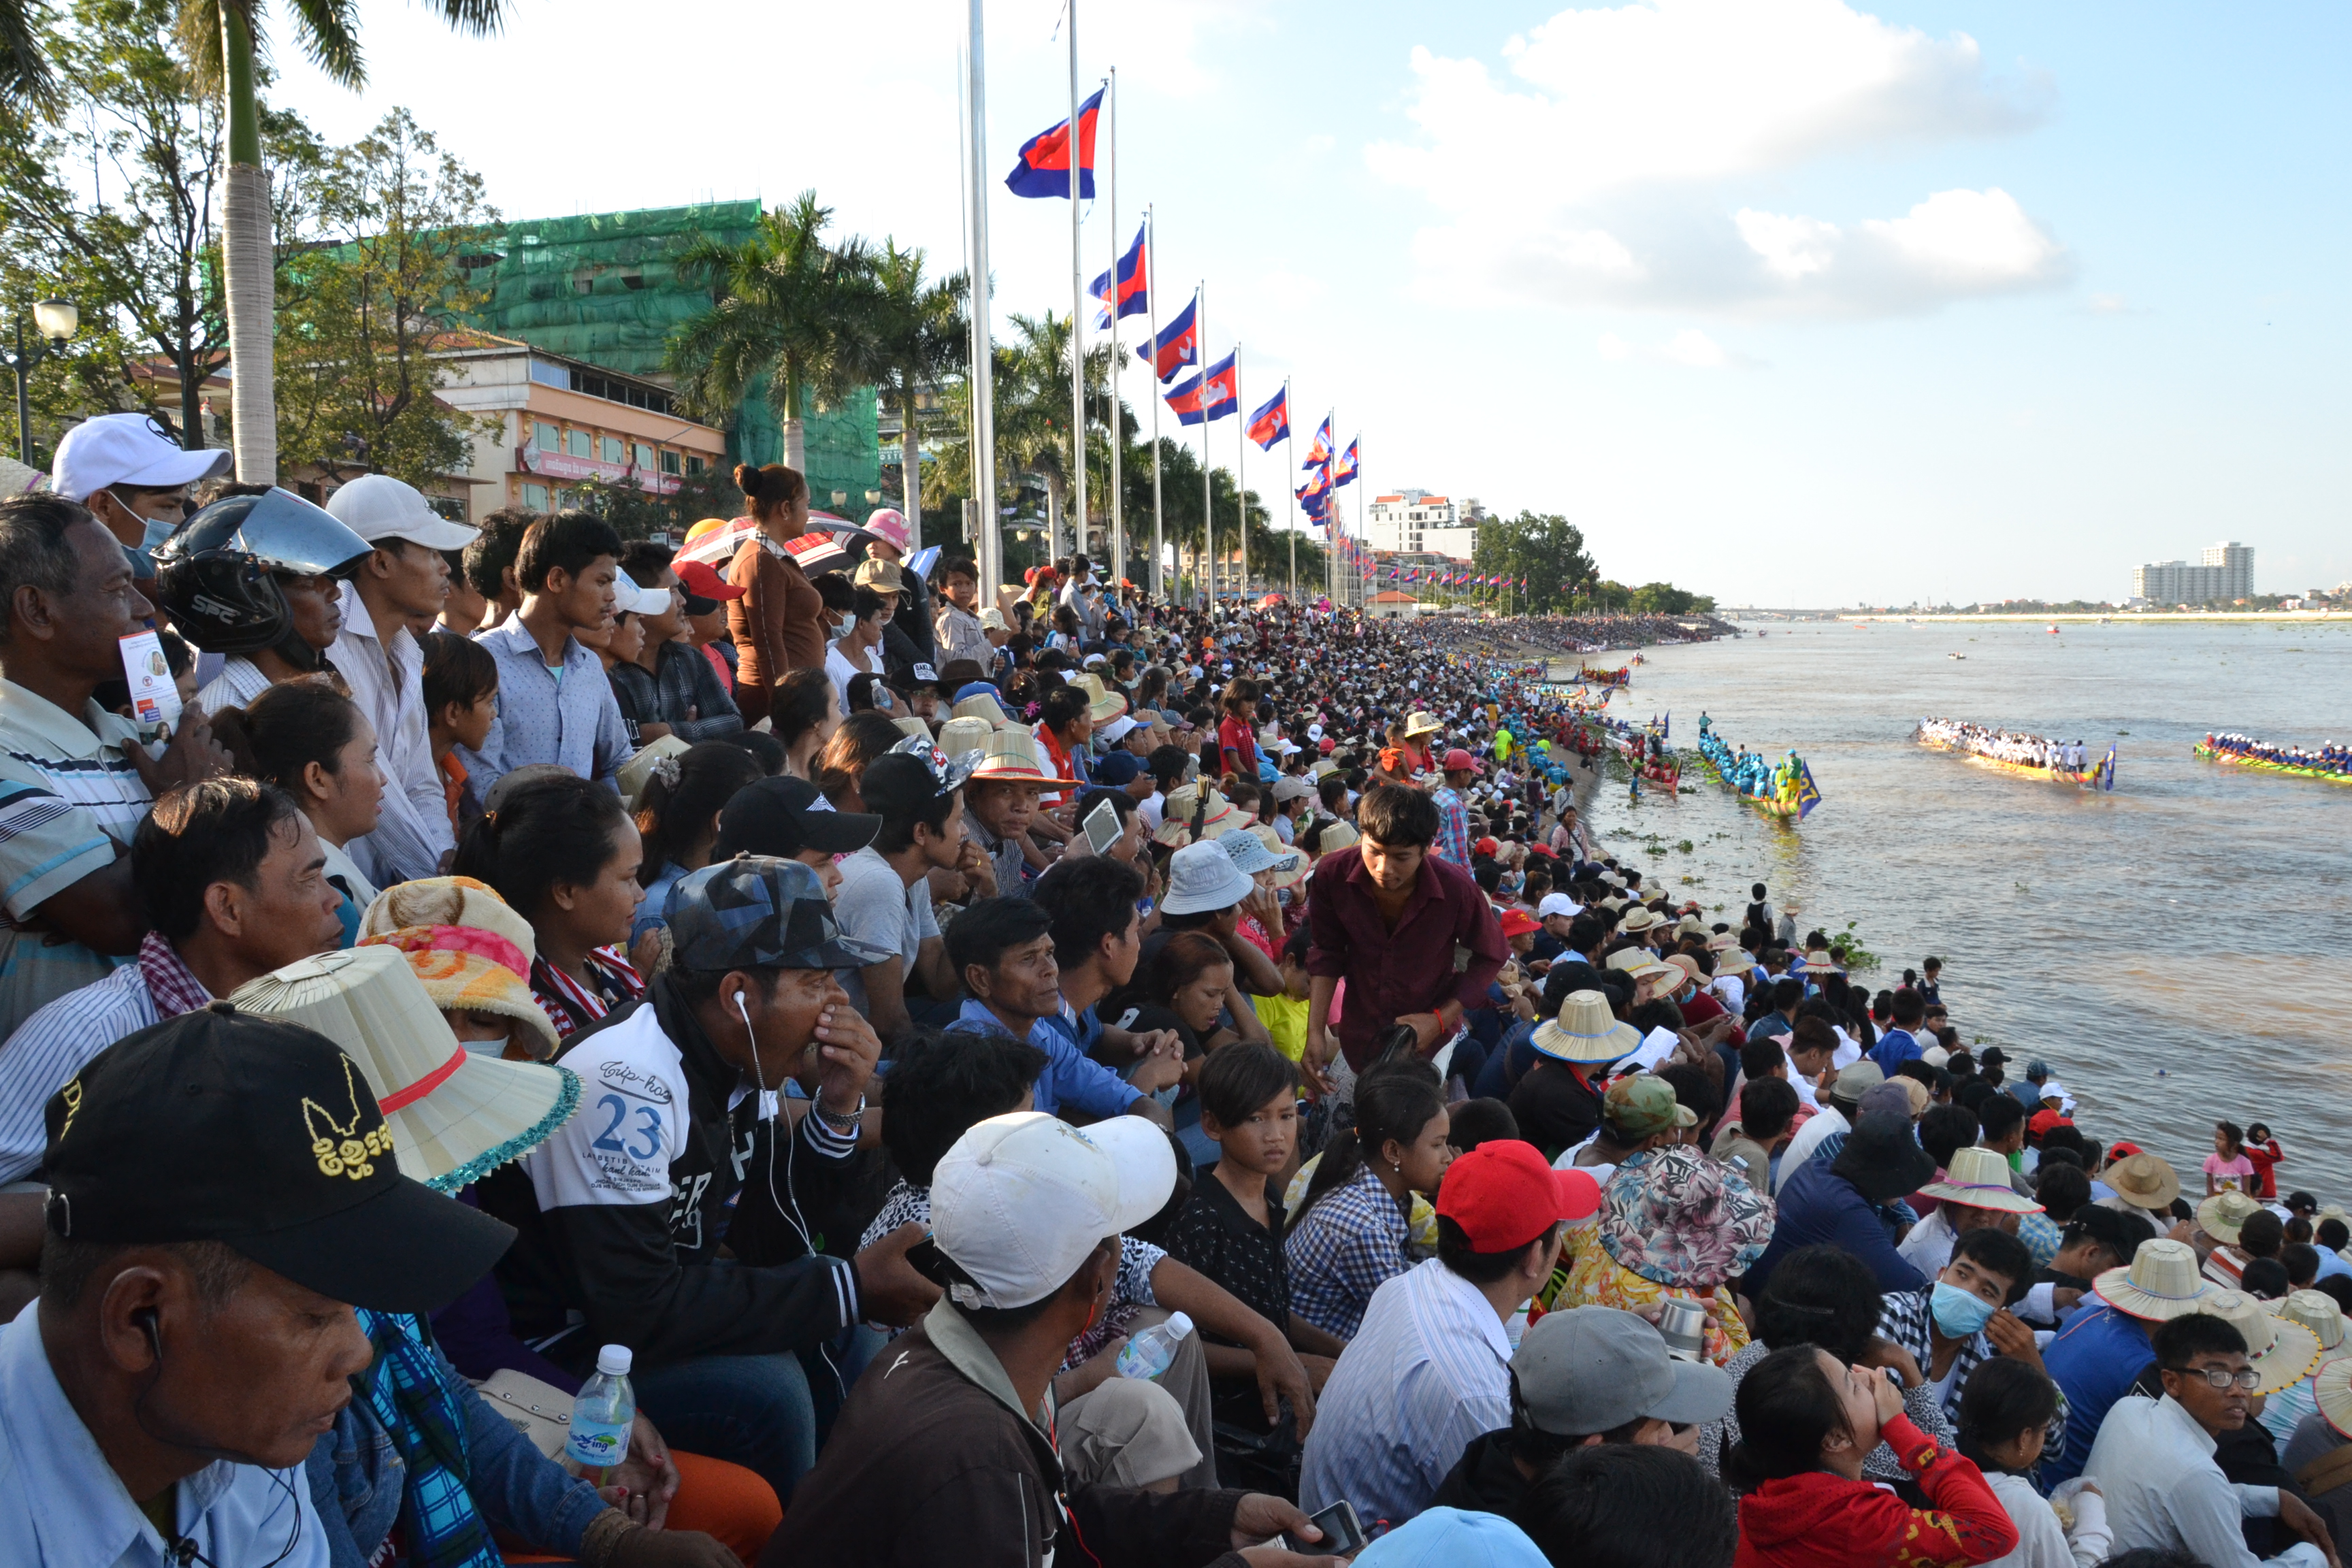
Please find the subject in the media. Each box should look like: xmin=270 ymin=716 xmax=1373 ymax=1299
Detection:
xmin=1499 ymin=908 xmax=1541 ymax=938
xmin=1441 ymin=748 xmax=1482 ymax=773
xmin=1475 ymin=836 xmax=1500 ymax=858
xmin=1436 ymin=1140 xmax=1603 ymax=1252
xmin=2107 ymin=1141 xmax=2142 ymax=1160
xmin=674 ymin=559 xmax=745 ymax=604
xmin=2028 ymin=1109 xmax=2073 ymax=1137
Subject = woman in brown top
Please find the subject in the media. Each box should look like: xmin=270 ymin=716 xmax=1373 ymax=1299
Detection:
xmin=725 ymin=461 xmax=830 ymax=723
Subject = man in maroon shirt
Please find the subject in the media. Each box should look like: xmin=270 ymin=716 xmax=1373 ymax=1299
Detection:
xmin=1301 ymin=784 xmax=1507 ymax=1098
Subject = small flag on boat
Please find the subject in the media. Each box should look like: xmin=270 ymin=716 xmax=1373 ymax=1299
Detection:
xmin=1796 ymin=761 xmax=1824 ymax=819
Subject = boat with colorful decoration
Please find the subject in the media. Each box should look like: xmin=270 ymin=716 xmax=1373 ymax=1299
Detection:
xmin=1914 ymin=718 xmax=2114 ymax=791
xmin=2195 ymin=734 xmax=2351 ymax=785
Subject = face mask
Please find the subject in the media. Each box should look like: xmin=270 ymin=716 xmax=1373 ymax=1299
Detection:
xmin=1929 ymin=1280 xmax=1999 ymax=1338
xmin=132 ymin=514 xmax=180 ymax=573
xmin=834 ymin=613 xmax=857 ymax=640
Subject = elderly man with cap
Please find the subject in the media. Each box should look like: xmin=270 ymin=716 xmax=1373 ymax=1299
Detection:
xmin=1429 ymin=1305 xmax=1733 ymax=1518
xmin=47 ymin=410 xmax=231 ymax=567
xmin=0 ymin=1005 xmax=514 ymax=1568
xmin=1301 ymin=1141 xmax=1603 ymax=1526
xmin=478 ymin=858 xmax=934 ymax=1506
xmin=0 ymin=495 xmax=233 ymax=1040
xmin=775 ymin=1111 xmax=1337 ymax=1568
xmin=324 ymin=474 xmax=480 ymax=883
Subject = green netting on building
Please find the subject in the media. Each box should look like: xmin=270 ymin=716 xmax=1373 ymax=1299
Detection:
xmin=463 ymin=201 xmax=879 ymax=516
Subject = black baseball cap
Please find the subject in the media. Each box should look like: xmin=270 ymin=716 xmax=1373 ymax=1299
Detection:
xmin=712 ymin=775 xmax=880 ymax=860
xmin=42 ymin=1005 xmax=514 ymax=1313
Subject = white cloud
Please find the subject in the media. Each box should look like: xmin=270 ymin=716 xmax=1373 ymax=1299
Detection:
xmin=1597 ymin=328 xmax=1763 ymax=368
xmin=1368 ymin=0 xmax=2067 ymax=317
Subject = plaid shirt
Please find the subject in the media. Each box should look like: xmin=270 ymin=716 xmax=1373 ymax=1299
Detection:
xmin=1877 ymin=1288 xmax=2068 ymax=1441
xmin=605 ymin=640 xmax=745 ymax=744
xmin=1431 ymin=785 xmax=1471 ymax=868
xmin=1286 ymin=1162 xmax=1414 ymax=1341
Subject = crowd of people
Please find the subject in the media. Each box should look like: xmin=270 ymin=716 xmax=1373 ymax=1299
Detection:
xmin=0 ymin=421 xmax=2346 ymax=1568
xmin=2199 ymin=733 xmax=2351 ymax=779
xmin=1916 ymin=718 xmax=2102 ymax=774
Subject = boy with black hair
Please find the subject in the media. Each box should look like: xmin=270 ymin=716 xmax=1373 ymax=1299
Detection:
xmin=463 ymin=510 xmax=632 ymax=784
xmin=610 ymin=538 xmax=743 ymax=745
xmin=1030 ymin=856 xmax=1183 ymax=1098
xmin=834 ymin=749 xmax=975 ymax=1043
xmin=461 ymin=504 xmax=536 ymax=630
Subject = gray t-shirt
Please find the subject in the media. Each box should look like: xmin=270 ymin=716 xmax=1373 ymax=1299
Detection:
xmin=832 ymin=846 xmax=938 ymax=1013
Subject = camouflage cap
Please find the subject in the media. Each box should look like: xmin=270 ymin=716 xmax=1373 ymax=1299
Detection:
xmin=666 ymin=856 xmax=894 ymax=973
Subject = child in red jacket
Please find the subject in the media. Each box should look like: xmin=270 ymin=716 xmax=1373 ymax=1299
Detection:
xmin=1731 ymin=1344 xmax=2017 ymax=1568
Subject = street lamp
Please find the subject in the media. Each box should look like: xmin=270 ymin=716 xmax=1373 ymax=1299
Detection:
xmin=5 ymin=298 xmax=78 ymax=470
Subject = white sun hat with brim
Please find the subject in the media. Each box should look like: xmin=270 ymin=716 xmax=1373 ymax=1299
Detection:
xmin=2317 ymin=1352 xmax=2352 ymax=1438
xmin=1162 ymin=838 xmax=1257 ymax=916
xmin=2277 ymin=1290 xmax=2350 ymax=1360
xmin=953 ymin=690 xmax=1017 ymax=729
xmin=2092 ymin=1238 xmax=2217 ymax=1322
xmin=1531 ymin=990 xmax=1644 ymax=1065
xmin=930 ymin=1112 xmax=1176 ymax=1311
xmin=1918 ymin=1147 xmax=2044 ymax=1215
xmin=968 ymin=730 xmax=1078 ymax=787
xmin=1617 ymin=907 xmax=1661 ymax=935
xmin=230 ymin=946 xmax=578 ymax=1193
xmin=936 ymin=715 xmax=996 ymax=760
xmin=2204 ymin=1288 xmax=2323 ymax=1396
xmin=1403 ymin=710 xmax=1443 ymax=738
xmin=2198 ymin=1188 xmax=2267 ymax=1245
xmin=1242 ymin=823 xmax=1309 ymax=890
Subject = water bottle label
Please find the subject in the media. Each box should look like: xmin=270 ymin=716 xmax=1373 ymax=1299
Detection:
xmin=566 ymin=1416 xmax=631 ymax=1470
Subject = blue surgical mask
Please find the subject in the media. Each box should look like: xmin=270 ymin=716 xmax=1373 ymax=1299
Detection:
xmin=131 ymin=514 xmax=181 ymax=574
xmin=1929 ymin=1280 xmax=1999 ymax=1338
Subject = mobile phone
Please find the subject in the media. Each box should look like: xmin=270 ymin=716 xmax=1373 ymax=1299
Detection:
xmin=1083 ymin=797 xmax=1122 ymax=856
xmin=1279 ymin=1500 xmax=1366 ymax=1557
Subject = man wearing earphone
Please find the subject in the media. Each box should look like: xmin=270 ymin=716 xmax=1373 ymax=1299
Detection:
xmin=1 ymin=1004 xmax=516 ymax=1568
xmin=480 ymin=856 xmax=936 ymax=1509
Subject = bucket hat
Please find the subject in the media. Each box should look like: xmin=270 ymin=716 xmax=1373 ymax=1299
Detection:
xmin=1919 ymin=1147 xmax=2044 ymax=1215
xmin=1161 ymin=838 xmax=1256 ymax=916
xmin=2105 ymin=1152 xmax=2183 ymax=1213
xmin=1596 ymin=1145 xmax=1776 ymax=1288
xmin=2093 ymin=1238 xmax=2216 ymax=1322
xmin=1531 ymin=990 xmax=1642 ymax=1065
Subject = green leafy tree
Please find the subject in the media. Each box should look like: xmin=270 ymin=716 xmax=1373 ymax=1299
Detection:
xmin=855 ymin=239 xmax=964 ymax=551
xmin=272 ymin=108 xmax=500 ymax=488
xmin=668 ymin=190 xmax=880 ymax=474
xmin=1471 ymin=510 xmax=1598 ymax=612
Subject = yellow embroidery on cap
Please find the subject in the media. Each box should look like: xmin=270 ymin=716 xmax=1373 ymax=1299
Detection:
xmin=301 ymin=1056 xmax=390 ymax=1181
xmin=55 ymin=1079 xmax=82 ymax=1141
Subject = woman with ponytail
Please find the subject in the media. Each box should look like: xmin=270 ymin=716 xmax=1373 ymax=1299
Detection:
xmin=1282 ymin=1062 xmax=1451 ymax=1340
xmin=1728 ymin=1343 xmax=2016 ymax=1568
xmin=451 ymin=773 xmax=644 ymax=1041
xmin=210 ymin=677 xmax=385 ymax=945
xmin=725 ymin=461 xmax=829 ymax=724
xmin=629 ymin=741 xmax=763 ymax=948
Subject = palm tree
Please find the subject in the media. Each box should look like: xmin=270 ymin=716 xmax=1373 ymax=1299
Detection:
xmin=667 ymin=189 xmax=878 ymax=474
xmin=858 ymin=240 xmax=965 ymax=549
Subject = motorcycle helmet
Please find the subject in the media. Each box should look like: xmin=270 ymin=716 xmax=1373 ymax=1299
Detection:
xmin=155 ymin=488 xmax=373 ymax=656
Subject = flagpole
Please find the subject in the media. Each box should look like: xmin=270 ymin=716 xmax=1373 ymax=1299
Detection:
xmin=1145 ymin=210 xmax=1164 ymax=600
xmin=1103 ymin=69 xmax=1125 ymax=589
xmin=1233 ymin=343 xmax=1245 ymax=604
xmin=1064 ymin=0 xmax=1086 ymax=571
xmin=1199 ymin=284 xmax=1212 ymax=612
xmin=1284 ymin=378 xmax=1294 ymax=602
xmin=964 ymin=0 xmax=1000 ymax=599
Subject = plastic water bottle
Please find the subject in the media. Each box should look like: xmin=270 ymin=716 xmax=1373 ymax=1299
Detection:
xmin=565 ymin=1345 xmax=635 ymax=1479
xmin=1115 ymin=1313 xmax=1194 ymax=1381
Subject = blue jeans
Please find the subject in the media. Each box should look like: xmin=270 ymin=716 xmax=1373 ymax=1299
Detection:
xmin=632 ymin=1326 xmax=880 ymax=1507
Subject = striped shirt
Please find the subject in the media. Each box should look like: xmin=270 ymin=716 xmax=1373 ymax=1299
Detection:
xmin=1299 ymin=1257 xmax=1514 ymax=1526
xmin=1286 ymin=1162 xmax=1415 ymax=1341
xmin=0 ymin=681 xmax=154 ymax=1041
xmin=530 ymin=948 xmax=644 ymax=1041
xmin=0 ymin=932 xmax=210 ymax=1182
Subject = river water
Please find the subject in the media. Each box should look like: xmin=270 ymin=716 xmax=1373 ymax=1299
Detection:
xmin=1552 ymin=617 xmax=2352 ymax=1201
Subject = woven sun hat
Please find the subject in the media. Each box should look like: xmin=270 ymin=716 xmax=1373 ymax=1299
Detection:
xmin=2198 ymin=1188 xmax=2266 ymax=1245
xmin=892 ymin=715 xmax=933 ymax=742
xmin=1070 ymin=672 xmax=1128 ymax=723
xmin=1919 ymin=1146 xmax=2044 ymax=1215
xmin=356 ymin=876 xmax=536 ymax=963
xmin=1605 ymin=947 xmax=1653 ymax=975
xmin=1660 ymin=953 xmax=1705 ymax=990
xmin=1305 ymin=817 xmax=1357 ymax=860
xmin=1618 ymin=906 xmax=1661 ymax=936
xmin=2105 ymin=1152 xmax=2182 ymax=1213
xmin=953 ymin=689 xmax=1017 ymax=729
xmin=1162 ymin=838 xmax=1257 ymax=917
xmin=1706 ymin=930 xmax=1741 ymax=951
xmin=1675 ymin=915 xmax=1709 ymax=938
xmin=1531 ymin=990 xmax=1643 ymax=1065
xmin=1245 ymin=822 xmax=1309 ymax=889
xmin=2093 ymin=1237 xmax=2217 ymax=1322
xmin=1801 ymin=952 xmax=1843 ymax=975
xmin=616 ymin=734 xmax=693 ymax=812
xmin=1627 ymin=962 xmax=1684 ymax=1001
xmin=2277 ymin=1290 xmax=2350 ymax=1359
xmin=2204 ymin=1289 xmax=2323 ymax=1396
xmin=1153 ymin=783 xmax=1237 ymax=847
xmin=230 ymin=946 xmax=578 ymax=1193
xmin=968 ymin=729 xmax=1077 ymax=787
xmin=936 ymin=715 xmax=996 ymax=760
xmin=1401 ymin=710 xmax=1443 ymax=738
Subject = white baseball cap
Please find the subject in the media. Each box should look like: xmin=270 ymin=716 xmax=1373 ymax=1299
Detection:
xmin=615 ymin=575 xmax=675 ymax=616
xmin=1096 ymin=713 xmax=1139 ymax=745
xmin=932 ymin=1113 xmax=1175 ymax=1309
xmin=325 ymin=474 xmax=480 ymax=551
xmin=1538 ymin=892 xmax=1582 ymax=920
xmin=50 ymin=413 xmax=231 ymax=502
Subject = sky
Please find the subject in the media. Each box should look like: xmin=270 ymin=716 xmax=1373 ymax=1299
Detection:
xmin=268 ymin=0 xmax=2352 ymax=606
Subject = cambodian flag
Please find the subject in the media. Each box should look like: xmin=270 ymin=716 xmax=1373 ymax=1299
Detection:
xmin=1334 ymin=438 xmax=1358 ymax=487
xmin=1166 ymin=355 xmax=1237 ymax=425
xmin=1139 ymin=293 xmax=1199 ymax=382
xmin=1005 ymin=89 xmax=1105 ymax=199
xmin=1090 ymin=223 xmax=1147 ymax=327
xmin=1303 ymin=417 xmax=1333 ymax=471
xmin=1247 ymin=387 xmax=1289 ymax=451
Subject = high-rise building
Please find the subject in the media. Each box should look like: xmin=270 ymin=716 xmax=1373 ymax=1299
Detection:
xmin=2132 ymin=541 xmax=2254 ymax=605
xmin=1365 ymin=489 xmax=1477 ymax=557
